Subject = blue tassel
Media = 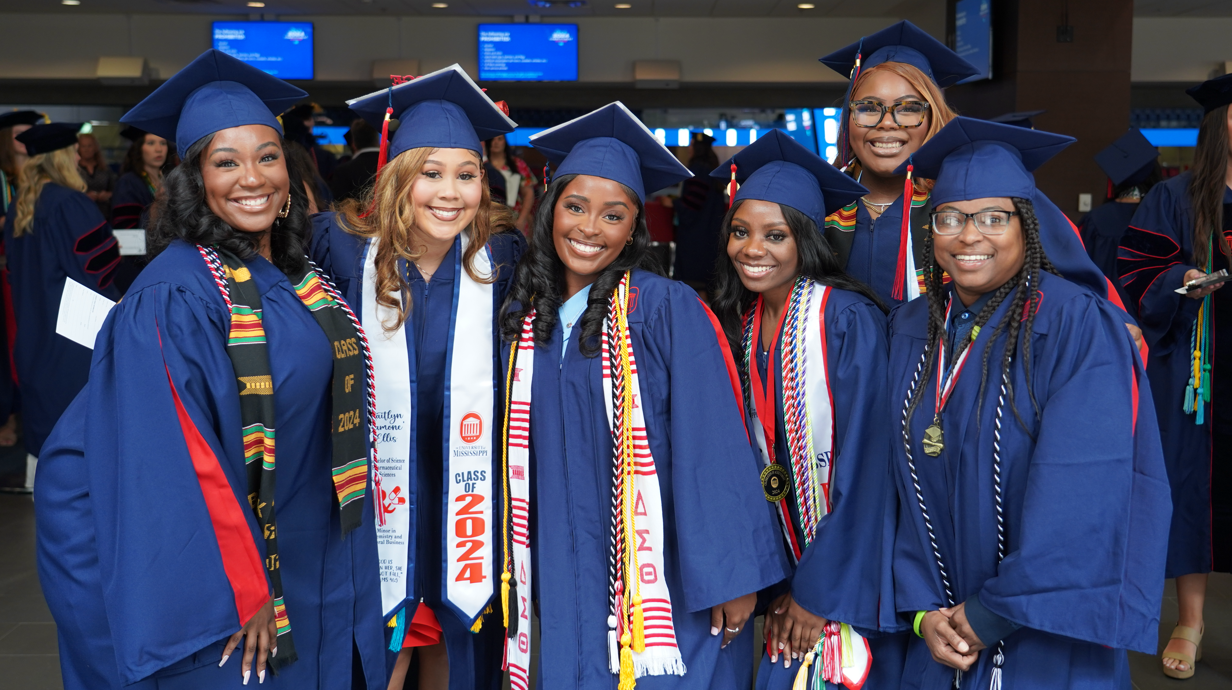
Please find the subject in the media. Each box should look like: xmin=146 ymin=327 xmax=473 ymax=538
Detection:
xmin=388 ymin=608 xmax=407 ymax=652
xmin=1185 ymin=381 xmax=1195 ymax=414
xmin=1196 ymin=395 xmax=1205 ymax=426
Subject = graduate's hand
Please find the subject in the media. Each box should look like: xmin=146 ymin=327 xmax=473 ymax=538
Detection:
xmin=710 ymin=592 xmax=756 ymax=650
xmin=921 ymin=609 xmax=978 ymax=672
xmin=945 ymin=602 xmax=987 ymax=653
xmin=1184 ymin=269 xmax=1224 ymax=299
xmin=220 ymin=597 xmax=277 ymax=685
xmin=1125 ymin=323 xmax=1143 ymax=350
xmin=766 ymin=592 xmax=827 ymax=668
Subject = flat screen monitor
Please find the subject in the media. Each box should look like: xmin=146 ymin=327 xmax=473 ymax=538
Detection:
xmin=213 ymin=21 xmax=314 ymax=80
xmin=478 ymin=24 xmax=578 ymax=82
xmin=953 ymin=0 xmax=992 ymax=83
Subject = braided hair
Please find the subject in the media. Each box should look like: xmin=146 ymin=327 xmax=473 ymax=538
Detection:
xmin=903 ymin=197 xmax=1059 ymax=435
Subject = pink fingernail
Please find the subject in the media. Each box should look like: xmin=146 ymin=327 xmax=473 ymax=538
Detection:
xmin=259 ymin=670 xmax=266 ymax=684
xmin=219 ymin=654 xmax=230 ymax=668
xmin=243 ymin=670 xmax=250 ymax=685
xmin=271 ymin=647 xmax=278 ymax=658
xmin=710 ymin=626 xmax=720 ymax=636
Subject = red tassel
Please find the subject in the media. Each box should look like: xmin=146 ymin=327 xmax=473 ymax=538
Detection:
xmin=1106 ymin=177 xmax=1114 ymax=201
xmin=495 ymin=100 xmax=510 ymax=117
xmin=361 ymin=106 xmax=395 ymax=220
xmin=543 ymin=164 xmax=549 ymax=192
xmin=728 ymin=163 xmax=738 ymax=209
xmin=891 ymin=163 xmax=913 ymax=302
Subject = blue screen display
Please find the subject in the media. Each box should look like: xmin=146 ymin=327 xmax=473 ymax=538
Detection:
xmin=478 ymin=24 xmax=578 ymax=82
xmin=953 ymin=0 xmax=991 ymax=83
xmin=213 ymin=22 xmax=314 ymax=80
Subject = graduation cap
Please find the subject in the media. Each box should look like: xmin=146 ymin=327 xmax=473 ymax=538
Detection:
xmin=1187 ymin=73 xmax=1232 ymax=114
xmin=347 ymin=64 xmax=516 ymax=163
xmin=16 ymin=123 xmax=82 ymax=156
xmin=0 ymin=110 xmax=44 ymax=130
xmin=120 ymin=126 xmax=149 ymax=142
xmin=899 ymin=116 xmax=1074 ymax=206
xmin=818 ymin=20 xmax=980 ymax=88
xmin=691 ymin=131 xmax=716 ymax=146
xmin=989 ymin=110 xmax=1046 ymax=129
xmin=1094 ymin=129 xmax=1159 ymax=187
xmin=530 ymin=102 xmax=692 ymax=202
xmin=709 ymin=129 xmax=867 ymax=229
xmin=120 ymin=49 xmax=307 ymax=159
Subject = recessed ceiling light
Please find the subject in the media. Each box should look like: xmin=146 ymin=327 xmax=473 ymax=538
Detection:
xmin=432 ymin=2 xmax=448 ymax=6
xmin=247 ymin=1 xmax=264 ymax=6
xmin=61 ymin=0 xmax=81 ymax=5
xmin=797 ymin=2 xmax=815 ymax=7
xmin=615 ymin=3 xmax=632 ymax=7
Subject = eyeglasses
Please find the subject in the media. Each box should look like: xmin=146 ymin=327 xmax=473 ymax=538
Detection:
xmin=849 ymin=100 xmax=931 ymax=129
xmin=930 ymin=210 xmax=1019 ymax=236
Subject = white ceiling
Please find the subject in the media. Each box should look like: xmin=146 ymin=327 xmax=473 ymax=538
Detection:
xmin=0 ymin=0 xmax=932 ymax=17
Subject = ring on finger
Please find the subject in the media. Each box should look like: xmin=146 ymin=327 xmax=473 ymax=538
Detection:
xmin=725 ymin=626 xmax=740 ymax=633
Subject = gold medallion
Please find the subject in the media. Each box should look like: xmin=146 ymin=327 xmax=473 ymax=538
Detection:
xmin=761 ymin=463 xmax=790 ymax=502
xmin=922 ymin=423 xmax=944 ymax=457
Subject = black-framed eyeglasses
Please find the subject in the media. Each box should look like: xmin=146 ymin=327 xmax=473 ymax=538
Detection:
xmin=848 ymin=100 xmax=931 ymax=129
xmin=930 ymin=210 xmax=1019 ymax=236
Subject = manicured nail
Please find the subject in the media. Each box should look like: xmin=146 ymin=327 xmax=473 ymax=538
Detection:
xmin=259 ymin=670 xmax=266 ymax=684
xmin=243 ymin=670 xmax=250 ymax=685
xmin=771 ymin=653 xmax=777 ymax=663
xmin=710 ymin=626 xmax=720 ymax=636
xmin=271 ymin=647 xmax=278 ymax=658
xmin=778 ymin=642 xmax=785 ymax=650
xmin=219 ymin=655 xmax=230 ymax=668
xmin=784 ymin=657 xmax=791 ymax=669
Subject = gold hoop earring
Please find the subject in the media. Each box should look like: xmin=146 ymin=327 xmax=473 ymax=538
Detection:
xmin=277 ymin=194 xmax=291 ymax=219
xmin=625 ymin=235 xmax=634 ymax=246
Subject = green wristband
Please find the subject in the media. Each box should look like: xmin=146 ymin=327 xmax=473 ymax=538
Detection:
xmin=913 ymin=610 xmax=927 ymax=638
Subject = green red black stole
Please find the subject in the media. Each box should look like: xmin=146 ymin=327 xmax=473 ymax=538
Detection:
xmin=198 ymin=246 xmax=376 ymax=673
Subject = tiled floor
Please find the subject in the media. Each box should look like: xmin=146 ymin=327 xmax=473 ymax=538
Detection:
xmin=2 ymin=486 xmax=1230 ymax=689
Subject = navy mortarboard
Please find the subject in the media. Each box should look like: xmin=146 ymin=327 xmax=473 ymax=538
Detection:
xmin=120 ymin=49 xmax=307 ymax=159
xmin=710 ymin=128 xmax=867 ymax=229
xmin=16 ymin=123 xmax=83 ymax=156
xmin=531 ymin=101 xmax=692 ymax=201
xmin=819 ymin=20 xmax=980 ymax=89
xmin=989 ymin=110 xmax=1046 ymax=129
xmin=1094 ymin=129 xmax=1159 ymax=187
xmin=1187 ymin=73 xmax=1232 ymax=114
xmin=0 ymin=111 xmax=45 ymax=130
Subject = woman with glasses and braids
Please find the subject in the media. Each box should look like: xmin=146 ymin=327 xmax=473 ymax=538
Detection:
xmin=890 ymin=118 xmax=1169 ymax=689
xmin=1117 ymin=74 xmax=1232 ymax=680
xmin=707 ymin=130 xmax=905 ymax=690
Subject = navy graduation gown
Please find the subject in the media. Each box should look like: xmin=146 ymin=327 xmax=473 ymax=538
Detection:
xmin=1079 ymin=201 xmax=1138 ymax=313
xmin=888 ymin=273 xmax=1170 ymax=689
xmin=3 ymin=182 xmax=120 ymax=456
xmin=1118 ymin=172 xmax=1232 ymax=576
xmin=825 ymin=193 xmax=931 ymax=309
xmin=34 ymin=240 xmax=387 ymax=689
xmin=310 ymin=213 xmax=523 ymax=690
xmin=750 ymin=288 xmax=905 ymax=690
xmin=111 ymin=171 xmax=154 ymax=229
xmin=504 ymin=270 xmax=790 ymax=690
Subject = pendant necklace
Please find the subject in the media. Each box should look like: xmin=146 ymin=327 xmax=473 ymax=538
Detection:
xmin=924 ymin=299 xmax=976 ymax=457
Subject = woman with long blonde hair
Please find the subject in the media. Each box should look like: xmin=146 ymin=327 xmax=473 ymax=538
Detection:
xmin=2 ymin=123 xmax=120 ymax=491
xmin=310 ymin=65 xmax=522 ymax=690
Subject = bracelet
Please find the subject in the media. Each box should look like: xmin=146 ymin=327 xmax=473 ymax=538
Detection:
xmin=913 ymin=610 xmax=927 ymax=638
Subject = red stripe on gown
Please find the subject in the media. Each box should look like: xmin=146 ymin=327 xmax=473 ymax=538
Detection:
xmin=698 ymin=299 xmax=747 ymax=429
xmin=158 ymin=319 xmax=270 ymax=626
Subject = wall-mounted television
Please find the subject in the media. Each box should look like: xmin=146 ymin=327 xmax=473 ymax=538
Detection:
xmin=213 ymin=21 xmax=314 ymax=80
xmin=478 ymin=24 xmax=578 ymax=82
xmin=952 ymin=0 xmax=992 ymax=83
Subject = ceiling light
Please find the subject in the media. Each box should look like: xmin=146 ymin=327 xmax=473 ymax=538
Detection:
xmin=61 ymin=0 xmax=81 ymax=5
xmin=797 ymin=3 xmax=815 ymax=7
xmin=432 ymin=2 xmax=448 ymax=6
xmin=247 ymin=1 xmax=264 ymax=6
xmin=615 ymin=3 xmax=632 ymax=7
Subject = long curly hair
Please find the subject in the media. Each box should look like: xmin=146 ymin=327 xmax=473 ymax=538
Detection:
xmin=710 ymin=199 xmax=886 ymax=355
xmin=335 ymin=147 xmax=512 ymax=333
xmin=500 ymin=173 xmax=658 ymax=355
xmin=903 ymin=197 xmax=1059 ymax=436
xmin=147 ymin=133 xmax=312 ymax=276
xmin=13 ymin=147 xmax=86 ymax=237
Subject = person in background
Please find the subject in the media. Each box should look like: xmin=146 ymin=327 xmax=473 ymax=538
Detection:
xmin=284 ymin=141 xmax=331 ymax=213
xmin=707 ymin=130 xmax=903 ymax=690
xmin=328 ymin=118 xmax=380 ymax=203
xmin=35 ymin=49 xmax=387 ymax=690
xmin=674 ymin=131 xmax=726 ymax=292
xmin=1080 ymin=128 xmax=1160 ymax=313
xmin=3 ymin=123 xmax=121 ymax=494
xmin=1 ymin=111 xmax=42 ymax=218
xmin=282 ymin=103 xmax=339 ymax=181
xmin=0 ymin=110 xmax=39 ymax=460
xmin=500 ymin=102 xmax=789 ymax=690
xmin=483 ymin=133 xmax=535 ymax=233
xmin=77 ymin=132 xmax=115 ymax=219
xmin=1118 ymin=73 xmax=1232 ymax=681
xmin=111 ymin=126 xmax=169 ymax=229
xmin=893 ymin=117 xmax=1168 ymax=689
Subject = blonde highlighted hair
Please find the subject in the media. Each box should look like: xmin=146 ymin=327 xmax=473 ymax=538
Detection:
xmin=13 ymin=147 xmax=85 ymax=237
xmin=336 ymin=146 xmax=514 ymax=332
xmin=841 ymin=61 xmax=959 ymax=193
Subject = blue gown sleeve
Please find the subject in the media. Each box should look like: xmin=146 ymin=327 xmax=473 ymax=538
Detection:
xmin=1118 ymin=182 xmax=1197 ymax=350
xmin=110 ymin=173 xmax=150 ymax=230
xmin=86 ymin=283 xmax=271 ymax=684
xmin=791 ymin=297 xmax=902 ymax=632
xmin=652 ymin=284 xmax=791 ymax=613
xmin=57 ymin=190 xmax=122 ymax=298
xmin=975 ymin=296 xmax=1171 ymax=654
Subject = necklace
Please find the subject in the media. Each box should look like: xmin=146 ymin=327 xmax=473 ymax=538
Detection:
xmin=861 ymin=196 xmax=894 ymax=215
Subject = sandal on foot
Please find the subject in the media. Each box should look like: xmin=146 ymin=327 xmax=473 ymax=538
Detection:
xmin=1161 ymin=624 xmax=1203 ymax=679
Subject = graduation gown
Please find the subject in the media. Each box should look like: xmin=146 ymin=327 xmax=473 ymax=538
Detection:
xmin=111 ymin=171 xmax=154 ymax=229
xmin=504 ymin=270 xmax=790 ymax=690
xmin=673 ymin=162 xmax=726 ymax=286
xmin=824 ymin=191 xmax=931 ymax=309
xmin=749 ymin=287 xmax=905 ymax=690
xmin=310 ymin=214 xmax=524 ymax=690
xmin=888 ymin=272 xmax=1170 ymax=689
xmin=34 ymin=240 xmax=387 ymax=689
xmin=2 ymin=182 xmax=120 ymax=456
xmin=1118 ymin=171 xmax=1232 ymax=576
xmin=1080 ymin=201 xmax=1138 ymax=315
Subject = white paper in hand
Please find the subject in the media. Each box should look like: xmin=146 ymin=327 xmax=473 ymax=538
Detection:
xmin=55 ymin=277 xmax=116 ymax=350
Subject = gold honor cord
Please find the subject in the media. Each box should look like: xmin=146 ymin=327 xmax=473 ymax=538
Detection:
xmin=612 ymin=276 xmax=644 ymax=690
